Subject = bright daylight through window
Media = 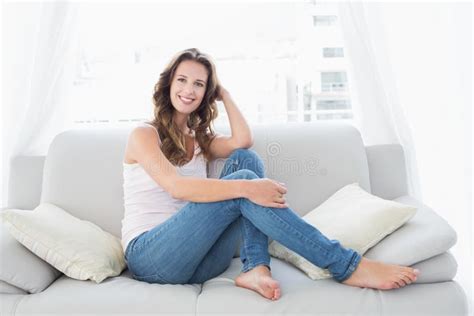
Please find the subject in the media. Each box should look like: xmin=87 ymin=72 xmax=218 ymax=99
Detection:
xmin=69 ymin=2 xmax=354 ymax=129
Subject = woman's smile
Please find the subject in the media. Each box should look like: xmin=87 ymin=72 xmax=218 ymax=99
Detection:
xmin=178 ymin=95 xmax=195 ymax=105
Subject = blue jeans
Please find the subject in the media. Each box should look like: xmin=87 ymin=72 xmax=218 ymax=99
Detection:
xmin=124 ymin=148 xmax=362 ymax=284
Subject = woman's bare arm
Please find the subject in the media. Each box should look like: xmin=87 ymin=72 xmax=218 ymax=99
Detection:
xmin=127 ymin=126 xmax=287 ymax=208
xmin=207 ymin=88 xmax=254 ymax=159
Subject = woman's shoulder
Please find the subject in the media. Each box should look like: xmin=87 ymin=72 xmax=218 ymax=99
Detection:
xmin=124 ymin=122 xmax=163 ymax=164
xmin=130 ymin=122 xmax=162 ymax=143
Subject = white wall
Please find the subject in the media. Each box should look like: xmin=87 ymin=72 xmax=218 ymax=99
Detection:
xmin=379 ymin=2 xmax=472 ymax=313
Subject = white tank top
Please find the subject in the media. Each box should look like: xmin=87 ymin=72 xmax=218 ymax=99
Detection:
xmin=121 ymin=123 xmax=208 ymax=252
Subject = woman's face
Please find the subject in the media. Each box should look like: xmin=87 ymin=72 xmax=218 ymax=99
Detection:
xmin=169 ymin=60 xmax=208 ymax=115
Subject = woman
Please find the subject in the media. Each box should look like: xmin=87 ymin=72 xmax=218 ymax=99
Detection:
xmin=121 ymin=48 xmax=419 ymax=301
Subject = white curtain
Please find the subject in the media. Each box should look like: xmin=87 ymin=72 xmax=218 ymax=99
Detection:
xmin=337 ymin=2 xmax=472 ymax=310
xmin=337 ymin=2 xmax=423 ymax=200
xmin=1 ymin=1 xmax=79 ymax=208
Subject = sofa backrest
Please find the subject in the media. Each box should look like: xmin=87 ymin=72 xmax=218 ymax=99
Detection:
xmin=40 ymin=122 xmax=371 ymax=238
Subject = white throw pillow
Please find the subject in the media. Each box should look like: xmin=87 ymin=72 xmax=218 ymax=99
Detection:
xmin=0 ymin=217 xmax=62 ymax=293
xmin=0 ymin=203 xmax=126 ymax=283
xmin=268 ymin=183 xmax=417 ymax=280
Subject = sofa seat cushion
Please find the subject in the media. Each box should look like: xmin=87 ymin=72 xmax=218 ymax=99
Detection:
xmin=197 ymin=258 xmax=466 ymax=315
xmin=0 ymin=294 xmax=25 ymax=315
xmin=13 ymin=270 xmax=200 ymax=315
xmin=0 ymin=281 xmax=28 ymax=295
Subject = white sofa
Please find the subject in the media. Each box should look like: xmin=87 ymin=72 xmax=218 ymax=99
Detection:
xmin=1 ymin=122 xmax=468 ymax=315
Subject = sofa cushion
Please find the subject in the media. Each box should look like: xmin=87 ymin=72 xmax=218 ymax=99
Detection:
xmin=13 ymin=270 xmax=201 ymax=315
xmin=268 ymin=183 xmax=417 ymax=280
xmin=196 ymin=257 xmax=464 ymax=315
xmin=0 ymin=213 xmax=62 ymax=294
xmin=410 ymin=251 xmax=458 ymax=284
xmin=363 ymin=195 xmax=458 ymax=265
xmin=7 ymin=155 xmax=45 ymax=210
xmin=365 ymin=144 xmax=409 ymax=200
xmin=0 ymin=294 xmax=25 ymax=315
xmin=0 ymin=203 xmax=126 ymax=283
xmin=40 ymin=128 xmax=131 ymax=238
xmin=0 ymin=281 xmax=28 ymax=295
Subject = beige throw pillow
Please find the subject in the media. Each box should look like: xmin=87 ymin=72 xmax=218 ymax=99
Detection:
xmin=0 ymin=203 xmax=126 ymax=283
xmin=268 ymin=183 xmax=417 ymax=280
xmin=0 ymin=217 xmax=62 ymax=293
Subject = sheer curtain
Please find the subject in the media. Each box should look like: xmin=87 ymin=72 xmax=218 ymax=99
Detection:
xmin=337 ymin=2 xmax=423 ymax=200
xmin=1 ymin=1 xmax=79 ymax=208
xmin=337 ymin=2 xmax=472 ymax=312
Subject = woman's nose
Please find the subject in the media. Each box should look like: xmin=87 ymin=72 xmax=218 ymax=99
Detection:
xmin=182 ymin=84 xmax=195 ymax=95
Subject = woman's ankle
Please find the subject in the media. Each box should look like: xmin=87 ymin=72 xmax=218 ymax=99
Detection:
xmin=245 ymin=264 xmax=271 ymax=274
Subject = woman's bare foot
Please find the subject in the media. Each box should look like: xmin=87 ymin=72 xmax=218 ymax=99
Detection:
xmin=342 ymin=257 xmax=420 ymax=290
xmin=235 ymin=265 xmax=281 ymax=300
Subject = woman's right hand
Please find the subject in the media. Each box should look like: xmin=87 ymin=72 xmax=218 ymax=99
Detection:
xmin=245 ymin=178 xmax=288 ymax=208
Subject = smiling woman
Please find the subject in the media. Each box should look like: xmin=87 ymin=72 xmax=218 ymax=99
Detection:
xmin=120 ymin=48 xmax=421 ymax=301
xmin=143 ymin=48 xmax=226 ymax=166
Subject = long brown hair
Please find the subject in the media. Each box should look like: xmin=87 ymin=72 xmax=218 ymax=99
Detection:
xmin=148 ymin=48 xmax=219 ymax=166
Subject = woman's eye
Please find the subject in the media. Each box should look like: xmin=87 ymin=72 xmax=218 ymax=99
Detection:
xmin=195 ymin=82 xmax=204 ymax=87
xmin=177 ymin=78 xmax=185 ymax=83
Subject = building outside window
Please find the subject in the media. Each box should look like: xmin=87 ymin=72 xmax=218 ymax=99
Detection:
xmin=323 ymin=47 xmax=344 ymax=58
xmin=313 ymin=15 xmax=338 ymax=26
xmin=321 ymin=71 xmax=348 ymax=92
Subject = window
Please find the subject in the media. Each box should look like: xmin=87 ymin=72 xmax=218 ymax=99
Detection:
xmin=303 ymin=82 xmax=312 ymax=111
xmin=316 ymin=99 xmax=353 ymax=120
xmin=317 ymin=112 xmax=353 ymax=120
xmin=313 ymin=15 xmax=338 ymax=26
xmin=317 ymin=99 xmax=351 ymax=110
xmin=321 ymin=71 xmax=348 ymax=92
xmin=323 ymin=47 xmax=344 ymax=58
xmin=69 ymin=2 xmax=355 ymax=128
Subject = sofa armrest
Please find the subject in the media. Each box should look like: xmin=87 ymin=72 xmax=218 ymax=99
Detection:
xmin=365 ymin=195 xmax=457 ymax=267
xmin=365 ymin=144 xmax=409 ymax=200
xmin=8 ymin=155 xmax=45 ymax=210
xmin=0 ymin=209 xmax=62 ymax=294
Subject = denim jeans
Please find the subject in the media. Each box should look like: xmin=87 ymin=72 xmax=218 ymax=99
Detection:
xmin=124 ymin=148 xmax=362 ymax=285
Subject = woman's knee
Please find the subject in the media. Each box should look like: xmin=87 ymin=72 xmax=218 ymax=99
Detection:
xmin=229 ymin=149 xmax=264 ymax=174
xmin=227 ymin=168 xmax=259 ymax=180
xmin=229 ymin=148 xmax=262 ymax=164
